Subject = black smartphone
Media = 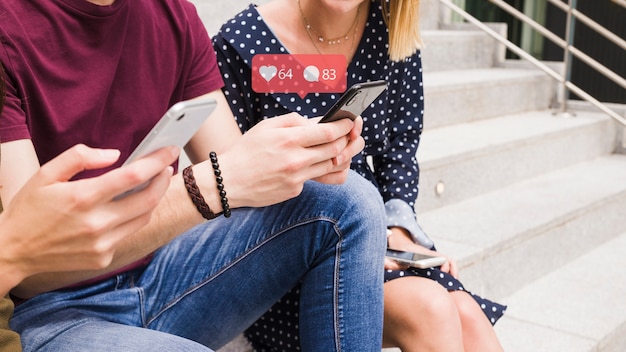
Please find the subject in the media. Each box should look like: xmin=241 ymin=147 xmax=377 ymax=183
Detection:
xmin=386 ymin=249 xmax=447 ymax=269
xmin=318 ymin=80 xmax=387 ymax=123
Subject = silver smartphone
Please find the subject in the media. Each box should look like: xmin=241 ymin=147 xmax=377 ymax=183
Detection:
xmin=386 ymin=249 xmax=447 ymax=269
xmin=115 ymin=97 xmax=217 ymax=199
xmin=123 ymin=97 xmax=217 ymax=166
xmin=318 ymin=80 xmax=387 ymax=123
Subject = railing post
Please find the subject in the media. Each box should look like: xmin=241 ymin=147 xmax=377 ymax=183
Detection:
xmin=559 ymin=0 xmax=577 ymax=116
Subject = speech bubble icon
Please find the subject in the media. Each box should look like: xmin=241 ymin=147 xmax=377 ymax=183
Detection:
xmin=303 ymin=65 xmax=320 ymax=82
xmin=259 ymin=65 xmax=277 ymax=82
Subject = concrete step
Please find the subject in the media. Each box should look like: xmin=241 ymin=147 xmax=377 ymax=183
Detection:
xmin=419 ymin=154 xmax=626 ymax=300
xmin=422 ymin=68 xmax=556 ymax=128
xmin=416 ymin=109 xmax=617 ymax=213
xmin=220 ymin=155 xmax=626 ymax=352
xmin=421 ymin=30 xmax=504 ymax=72
xmin=495 ymin=231 xmax=626 ymax=352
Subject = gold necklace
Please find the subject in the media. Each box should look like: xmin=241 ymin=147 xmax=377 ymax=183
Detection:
xmin=297 ymin=0 xmax=361 ymax=46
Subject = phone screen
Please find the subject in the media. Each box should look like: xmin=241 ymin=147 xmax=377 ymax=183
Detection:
xmin=319 ymin=80 xmax=387 ymax=123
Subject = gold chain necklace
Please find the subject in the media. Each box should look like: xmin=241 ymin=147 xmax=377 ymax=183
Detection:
xmin=297 ymin=0 xmax=361 ymax=46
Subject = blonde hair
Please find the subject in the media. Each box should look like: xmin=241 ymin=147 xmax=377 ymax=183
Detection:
xmin=382 ymin=0 xmax=422 ymax=61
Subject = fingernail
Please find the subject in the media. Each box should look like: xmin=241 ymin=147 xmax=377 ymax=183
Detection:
xmin=335 ymin=154 xmax=345 ymax=165
xmin=168 ymin=146 xmax=181 ymax=158
xmin=98 ymin=149 xmax=121 ymax=159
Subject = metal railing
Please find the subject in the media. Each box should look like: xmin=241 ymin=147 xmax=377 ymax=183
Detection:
xmin=437 ymin=0 xmax=626 ymax=126
xmin=613 ymin=0 xmax=626 ymax=9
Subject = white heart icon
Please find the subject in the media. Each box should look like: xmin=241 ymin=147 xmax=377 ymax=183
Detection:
xmin=259 ymin=65 xmax=277 ymax=82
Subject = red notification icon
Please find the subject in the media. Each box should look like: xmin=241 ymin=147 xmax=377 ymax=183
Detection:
xmin=252 ymin=54 xmax=348 ymax=98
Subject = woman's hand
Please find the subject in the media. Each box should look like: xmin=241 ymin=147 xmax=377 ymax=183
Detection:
xmin=312 ymin=115 xmax=365 ymax=184
xmin=385 ymin=227 xmax=458 ymax=277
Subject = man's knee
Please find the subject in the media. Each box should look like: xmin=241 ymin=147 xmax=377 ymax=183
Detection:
xmin=301 ymin=171 xmax=384 ymax=223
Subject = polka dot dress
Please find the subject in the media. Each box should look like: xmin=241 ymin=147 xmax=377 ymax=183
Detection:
xmin=384 ymin=267 xmax=507 ymax=327
xmin=244 ymin=269 xmax=507 ymax=351
xmin=213 ymin=1 xmax=506 ymax=350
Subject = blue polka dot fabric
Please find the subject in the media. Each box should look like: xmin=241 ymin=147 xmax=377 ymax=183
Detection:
xmin=384 ymin=267 xmax=507 ymax=327
xmin=213 ymin=1 xmax=506 ymax=350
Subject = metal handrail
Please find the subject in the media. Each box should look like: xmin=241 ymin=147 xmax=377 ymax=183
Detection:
xmin=546 ymin=0 xmax=626 ymax=51
xmin=436 ymin=0 xmax=626 ymax=126
xmin=489 ymin=0 xmax=626 ymax=90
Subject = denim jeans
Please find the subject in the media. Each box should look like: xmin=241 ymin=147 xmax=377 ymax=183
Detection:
xmin=11 ymin=171 xmax=386 ymax=352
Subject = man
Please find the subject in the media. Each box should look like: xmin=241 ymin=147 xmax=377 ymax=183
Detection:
xmin=0 ymin=144 xmax=177 ymax=351
xmin=0 ymin=1 xmax=386 ymax=351
xmin=0 ymin=63 xmax=177 ymax=351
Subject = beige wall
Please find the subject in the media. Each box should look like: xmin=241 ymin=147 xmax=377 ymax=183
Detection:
xmin=190 ymin=0 xmax=441 ymax=35
xmin=188 ymin=0 xmax=272 ymax=36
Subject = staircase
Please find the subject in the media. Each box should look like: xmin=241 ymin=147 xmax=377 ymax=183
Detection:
xmin=413 ymin=1 xmax=626 ymax=351
xmin=191 ymin=0 xmax=626 ymax=350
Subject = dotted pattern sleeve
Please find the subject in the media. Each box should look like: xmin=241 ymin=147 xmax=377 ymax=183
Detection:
xmin=212 ymin=2 xmax=427 ymax=242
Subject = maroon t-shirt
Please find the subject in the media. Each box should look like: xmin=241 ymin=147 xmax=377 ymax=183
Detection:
xmin=0 ymin=0 xmax=224 ymax=178
xmin=0 ymin=0 xmax=224 ymax=286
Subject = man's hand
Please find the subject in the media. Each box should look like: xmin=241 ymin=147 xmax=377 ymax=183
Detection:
xmin=200 ymin=113 xmax=364 ymax=209
xmin=0 ymin=144 xmax=177 ymax=288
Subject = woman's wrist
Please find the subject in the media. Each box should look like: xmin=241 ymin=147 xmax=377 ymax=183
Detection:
xmin=386 ymin=227 xmax=415 ymax=249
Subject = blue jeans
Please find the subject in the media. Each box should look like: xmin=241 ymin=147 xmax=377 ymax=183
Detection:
xmin=11 ymin=171 xmax=386 ymax=352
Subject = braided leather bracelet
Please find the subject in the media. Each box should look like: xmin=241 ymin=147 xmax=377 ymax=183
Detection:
xmin=182 ymin=165 xmax=219 ymax=220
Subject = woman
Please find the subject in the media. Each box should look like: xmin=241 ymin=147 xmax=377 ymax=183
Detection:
xmin=213 ymin=0 xmax=505 ymax=351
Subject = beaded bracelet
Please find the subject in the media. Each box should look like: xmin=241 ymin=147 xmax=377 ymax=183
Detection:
xmin=210 ymin=151 xmax=231 ymax=218
xmin=182 ymin=165 xmax=219 ymax=221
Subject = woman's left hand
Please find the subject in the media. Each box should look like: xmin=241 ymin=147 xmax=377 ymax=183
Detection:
xmin=386 ymin=227 xmax=459 ymax=278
